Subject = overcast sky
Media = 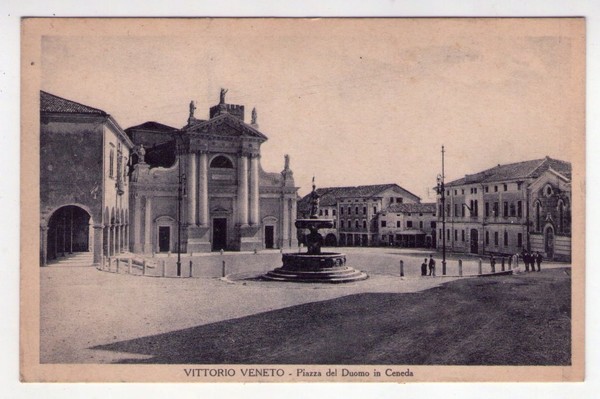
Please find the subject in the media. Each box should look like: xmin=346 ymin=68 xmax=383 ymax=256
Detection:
xmin=40 ymin=18 xmax=583 ymax=198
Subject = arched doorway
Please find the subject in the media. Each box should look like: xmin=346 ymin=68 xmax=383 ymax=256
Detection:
xmin=544 ymin=225 xmax=555 ymax=259
xmin=324 ymin=233 xmax=337 ymax=247
xmin=46 ymin=205 xmax=91 ymax=261
xmin=470 ymin=229 xmax=479 ymax=254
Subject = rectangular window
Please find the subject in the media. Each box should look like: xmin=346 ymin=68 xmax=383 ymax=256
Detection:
xmin=363 ymin=220 xmax=367 ymax=229
xmin=509 ymin=203 xmax=516 ymax=217
xmin=503 ymin=183 xmax=508 ymax=191
xmin=454 ymin=204 xmax=458 ymax=217
xmin=473 ymin=188 xmax=477 ymax=194
xmin=324 ymin=209 xmax=328 ymax=216
xmin=473 ymin=200 xmax=478 ymax=216
xmin=419 ymin=221 xmax=423 ymax=229
xmin=348 ymin=207 xmax=352 ymax=215
xmin=397 ymin=197 xmax=403 ymax=203
xmin=517 ymin=182 xmax=522 ymax=190
xmin=504 ymin=231 xmax=508 ymax=246
xmin=493 ymin=202 xmax=499 ymax=217
xmin=454 ymin=230 xmax=458 ymax=241
xmin=355 ymin=206 xmax=359 ymax=215
xmin=355 ymin=220 xmax=359 ymax=229
xmin=390 ymin=198 xmax=394 ymax=204
xmin=381 ymin=220 xmax=387 ymax=228
xmin=517 ymin=201 xmax=522 ymax=218
xmin=485 ymin=186 xmax=489 ymax=193
xmin=485 ymin=231 xmax=489 ymax=245
xmin=461 ymin=203 xmax=465 ymax=217
xmin=109 ymin=149 xmax=114 ymax=178
xmin=341 ymin=220 xmax=345 ymax=229
xmin=430 ymin=221 xmax=436 ymax=228
xmin=407 ymin=221 xmax=413 ymax=228
xmin=454 ymin=189 xmax=458 ymax=195
xmin=470 ymin=200 xmax=474 ymax=216
xmin=333 ymin=220 xmax=337 ymax=228
xmin=333 ymin=209 xmax=336 ymax=216
xmin=503 ymin=202 xmax=508 ymax=217
xmin=340 ymin=207 xmax=344 ymax=215
xmin=517 ymin=233 xmax=523 ymax=247
xmin=319 ymin=209 xmax=323 ymax=216
xmin=447 ymin=229 xmax=450 ymax=240
xmin=462 ymin=189 xmax=465 ymax=195
xmin=462 ymin=230 xmax=465 ymax=241
xmin=494 ymin=231 xmax=499 ymax=246
xmin=446 ymin=204 xmax=450 ymax=216
xmin=363 ymin=206 xmax=367 ymax=215
xmin=373 ymin=206 xmax=377 ymax=214
xmin=494 ymin=185 xmax=498 ymax=192
xmin=485 ymin=202 xmax=489 ymax=217
xmin=396 ymin=221 xmax=401 ymax=228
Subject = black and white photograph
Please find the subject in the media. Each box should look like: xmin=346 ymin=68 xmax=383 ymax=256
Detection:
xmin=20 ymin=17 xmax=584 ymax=383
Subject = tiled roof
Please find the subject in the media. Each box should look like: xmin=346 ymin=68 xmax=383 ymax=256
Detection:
xmin=125 ymin=121 xmax=178 ymax=133
xmin=40 ymin=91 xmax=107 ymax=115
xmin=445 ymin=157 xmax=571 ymax=187
xmin=298 ymin=184 xmax=418 ymax=212
xmin=384 ymin=203 xmax=436 ymax=214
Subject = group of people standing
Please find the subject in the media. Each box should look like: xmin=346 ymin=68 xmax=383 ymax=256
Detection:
xmin=521 ymin=250 xmax=543 ymax=272
xmin=421 ymin=255 xmax=436 ymax=276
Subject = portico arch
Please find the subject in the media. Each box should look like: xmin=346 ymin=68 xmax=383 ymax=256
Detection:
xmin=45 ymin=205 xmax=92 ymax=262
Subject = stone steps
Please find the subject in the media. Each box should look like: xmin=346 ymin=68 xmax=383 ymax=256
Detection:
xmin=46 ymin=252 xmax=93 ymax=267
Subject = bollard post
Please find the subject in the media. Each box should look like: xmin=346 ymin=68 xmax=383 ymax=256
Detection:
xmin=400 ymin=260 xmax=404 ymax=277
xmin=501 ymin=257 xmax=505 ymax=272
xmin=128 ymin=258 xmax=132 ymax=274
xmin=116 ymin=258 xmax=120 ymax=273
xmin=143 ymin=259 xmax=147 ymax=276
xmin=162 ymin=260 xmax=166 ymax=277
xmin=189 ymin=260 xmax=193 ymax=278
xmin=478 ymin=258 xmax=483 ymax=275
xmin=458 ymin=259 xmax=463 ymax=277
xmin=222 ymin=260 xmax=226 ymax=278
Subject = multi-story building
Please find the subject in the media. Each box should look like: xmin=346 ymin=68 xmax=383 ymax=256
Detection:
xmin=298 ymin=184 xmax=421 ymax=247
xmin=40 ymin=91 xmax=134 ymax=266
xmin=378 ymin=203 xmax=437 ymax=247
xmin=436 ymin=157 xmax=571 ymax=260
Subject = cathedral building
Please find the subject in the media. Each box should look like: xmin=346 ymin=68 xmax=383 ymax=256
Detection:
xmin=128 ymin=90 xmax=298 ymax=253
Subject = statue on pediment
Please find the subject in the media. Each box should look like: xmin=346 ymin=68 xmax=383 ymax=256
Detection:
xmin=189 ymin=100 xmax=196 ymax=118
xmin=251 ymin=107 xmax=257 ymax=125
xmin=219 ymin=88 xmax=228 ymax=104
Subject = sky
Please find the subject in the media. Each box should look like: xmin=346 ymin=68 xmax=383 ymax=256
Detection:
xmin=40 ymin=18 xmax=583 ymax=199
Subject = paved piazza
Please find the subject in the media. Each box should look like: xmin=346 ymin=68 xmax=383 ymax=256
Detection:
xmin=40 ymin=247 xmax=569 ymax=363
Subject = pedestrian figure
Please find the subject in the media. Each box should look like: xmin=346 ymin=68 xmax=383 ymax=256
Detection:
xmin=508 ymin=255 xmax=512 ymax=269
xmin=522 ymin=250 xmax=530 ymax=272
xmin=535 ymin=251 xmax=543 ymax=272
xmin=512 ymin=253 xmax=521 ymax=274
xmin=421 ymin=258 xmax=428 ymax=276
xmin=525 ymin=251 xmax=533 ymax=272
xmin=490 ymin=254 xmax=496 ymax=273
xmin=428 ymin=254 xmax=436 ymax=276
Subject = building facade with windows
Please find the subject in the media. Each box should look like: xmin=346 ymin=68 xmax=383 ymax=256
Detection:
xmin=128 ymin=93 xmax=298 ymax=253
xmin=437 ymin=157 xmax=571 ymax=261
xmin=40 ymin=91 xmax=134 ymax=266
xmin=378 ymin=203 xmax=437 ymax=248
xmin=297 ymin=184 xmax=422 ymax=247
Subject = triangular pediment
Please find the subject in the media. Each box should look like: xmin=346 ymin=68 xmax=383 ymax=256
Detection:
xmin=185 ymin=113 xmax=267 ymax=141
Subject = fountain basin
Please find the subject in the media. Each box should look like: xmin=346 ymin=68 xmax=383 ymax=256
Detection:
xmin=264 ymin=252 xmax=368 ymax=283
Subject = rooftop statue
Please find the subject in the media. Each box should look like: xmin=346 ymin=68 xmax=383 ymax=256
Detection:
xmin=219 ymin=88 xmax=228 ymax=104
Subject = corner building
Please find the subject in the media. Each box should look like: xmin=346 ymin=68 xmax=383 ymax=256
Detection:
xmin=129 ymin=96 xmax=298 ymax=253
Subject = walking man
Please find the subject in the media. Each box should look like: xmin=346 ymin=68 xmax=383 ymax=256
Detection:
xmin=535 ymin=251 xmax=543 ymax=272
xmin=428 ymin=254 xmax=436 ymax=276
xmin=522 ymin=250 xmax=530 ymax=272
xmin=490 ymin=254 xmax=496 ymax=273
xmin=421 ymin=258 xmax=428 ymax=276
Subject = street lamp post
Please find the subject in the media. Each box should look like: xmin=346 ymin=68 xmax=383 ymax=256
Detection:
xmin=436 ymin=145 xmax=447 ymax=275
xmin=176 ymin=135 xmax=186 ymax=277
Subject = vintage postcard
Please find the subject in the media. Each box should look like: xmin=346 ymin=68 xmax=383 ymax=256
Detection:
xmin=20 ymin=18 xmax=585 ymax=382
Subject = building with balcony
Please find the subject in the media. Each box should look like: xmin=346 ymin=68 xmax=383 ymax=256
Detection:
xmin=437 ymin=157 xmax=571 ymax=261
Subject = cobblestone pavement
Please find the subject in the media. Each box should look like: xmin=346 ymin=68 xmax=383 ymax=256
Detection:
xmin=40 ymin=247 xmax=570 ymax=363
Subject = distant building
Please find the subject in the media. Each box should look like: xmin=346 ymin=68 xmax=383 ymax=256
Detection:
xmin=379 ymin=203 xmax=437 ymax=247
xmin=437 ymin=157 xmax=571 ymax=261
xmin=40 ymin=91 xmax=134 ymax=265
xmin=297 ymin=184 xmax=424 ymax=247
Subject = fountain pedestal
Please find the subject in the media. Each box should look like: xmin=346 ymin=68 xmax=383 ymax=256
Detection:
xmin=264 ymin=218 xmax=368 ymax=283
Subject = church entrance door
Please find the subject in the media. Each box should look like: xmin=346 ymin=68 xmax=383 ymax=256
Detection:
xmin=264 ymin=225 xmax=274 ymax=249
xmin=212 ymin=218 xmax=227 ymax=251
xmin=158 ymin=226 xmax=170 ymax=252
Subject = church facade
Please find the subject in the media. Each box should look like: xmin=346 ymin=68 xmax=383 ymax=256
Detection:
xmin=128 ymin=90 xmax=298 ymax=254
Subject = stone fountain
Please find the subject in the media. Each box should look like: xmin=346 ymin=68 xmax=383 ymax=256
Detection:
xmin=264 ymin=181 xmax=368 ymax=283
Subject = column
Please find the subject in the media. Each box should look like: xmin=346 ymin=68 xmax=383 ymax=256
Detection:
xmin=111 ymin=226 xmax=117 ymax=256
xmin=144 ymin=196 xmax=153 ymax=253
xmin=187 ymin=153 xmax=197 ymax=225
xmin=249 ymin=154 xmax=260 ymax=225
xmin=40 ymin=225 xmax=48 ymax=266
xmin=237 ymin=154 xmax=249 ymax=226
xmin=93 ymin=225 xmax=104 ymax=264
xmin=198 ymin=152 xmax=209 ymax=226
xmin=282 ymin=195 xmax=289 ymax=247
xmin=290 ymin=197 xmax=298 ymax=244
xmin=125 ymin=223 xmax=129 ymax=252
xmin=106 ymin=225 xmax=112 ymax=257
xmin=133 ymin=195 xmax=142 ymax=252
